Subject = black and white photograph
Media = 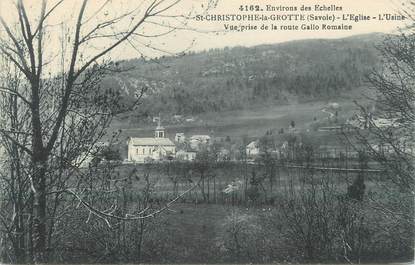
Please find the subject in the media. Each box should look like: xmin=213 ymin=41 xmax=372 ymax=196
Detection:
xmin=0 ymin=0 xmax=413 ymax=264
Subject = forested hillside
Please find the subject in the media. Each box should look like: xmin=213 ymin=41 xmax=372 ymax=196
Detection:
xmin=104 ymin=33 xmax=385 ymax=118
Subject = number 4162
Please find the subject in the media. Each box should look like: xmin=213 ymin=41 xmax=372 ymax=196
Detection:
xmin=239 ymin=5 xmax=261 ymax=11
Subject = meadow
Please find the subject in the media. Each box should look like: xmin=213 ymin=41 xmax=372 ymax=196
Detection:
xmin=110 ymin=100 xmax=361 ymax=140
xmin=58 ymin=158 xmax=413 ymax=264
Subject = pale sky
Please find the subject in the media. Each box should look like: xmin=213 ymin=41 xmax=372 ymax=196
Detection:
xmin=0 ymin=0 xmax=408 ymax=62
xmin=188 ymin=0 xmax=407 ymax=52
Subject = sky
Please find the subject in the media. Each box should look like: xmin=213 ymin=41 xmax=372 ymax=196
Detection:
xmin=187 ymin=0 xmax=407 ymax=51
xmin=0 ymin=0 xmax=409 ymax=62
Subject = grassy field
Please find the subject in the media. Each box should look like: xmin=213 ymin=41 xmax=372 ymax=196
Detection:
xmin=74 ymin=160 xmax=412 ymax=264
xmin=108 ymin=161 xmax=383 ymax=205
xmin=110 ymin=100 xmax=361 ymax=140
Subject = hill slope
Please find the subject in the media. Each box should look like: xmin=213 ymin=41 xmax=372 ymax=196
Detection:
xmin=105 ymin=33 xmax=385 ymax=122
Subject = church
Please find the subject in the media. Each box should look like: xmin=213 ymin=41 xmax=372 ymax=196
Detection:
xmin=127 ymin=122 xmax=176 ymax=163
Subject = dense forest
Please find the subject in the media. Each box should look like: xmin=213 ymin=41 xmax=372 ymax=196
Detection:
xmin=104 ymin=33 xmax=384 ymax=118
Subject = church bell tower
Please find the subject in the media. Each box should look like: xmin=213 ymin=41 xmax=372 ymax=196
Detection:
xmin=155 ymin=118 xmax=165 ymax=138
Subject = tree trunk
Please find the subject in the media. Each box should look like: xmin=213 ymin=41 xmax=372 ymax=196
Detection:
xmin=14 ymin=201 xmax=25 ymax=263
xmin=207 ymin=177 xmax=210 ymax=203
xmin=136 ymin=219 xmax=145 ymax=263
xmin=32 ymin=154 xmax=48 ymax=264
xmin=27 ymin=193 xmax=34 ymax=264
xmin=213 ymin=177 xmax=216 ymax=203
xmin=29 ymin=72 xmax=49 ymax=264
xmin=9 ymin=93 xmax=26 ymax=263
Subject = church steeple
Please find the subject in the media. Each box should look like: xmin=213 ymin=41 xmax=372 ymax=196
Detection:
xmin=155 ymin=116 xmax=165 ymax=138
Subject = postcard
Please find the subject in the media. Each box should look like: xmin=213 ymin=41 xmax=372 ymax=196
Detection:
xmin=0 ymin=0 xmax=413 ymax=264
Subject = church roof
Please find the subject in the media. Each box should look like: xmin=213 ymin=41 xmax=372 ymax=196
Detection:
xmin=129 ymin=137 xmax=175 ymax=146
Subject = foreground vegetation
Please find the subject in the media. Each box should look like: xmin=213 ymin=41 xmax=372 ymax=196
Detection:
xmin=35 ymin=158 xmax=413 ymax=264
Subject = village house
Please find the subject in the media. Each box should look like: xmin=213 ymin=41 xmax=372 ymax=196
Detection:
xmin=246 ymin=141 xmax=260 ymax=157
xmin=347 ymin=114 xmax=398 ymax=130
xmin=173 ymin=115 xmax=183 ymax=123
xmin=189 ymin=135 xmax=211 ymax=150
xmin=175 ymin=133 xmax=186 ymax=143
xmin=127 ymin=122 xmax=175 ymax=163
xmin=176 ymin=150 xmax=197 ymax=161
xmin=372 ymin=118 xmax=399 ymax=128
xmin=185 ymin=117 xmax=195 ymax=122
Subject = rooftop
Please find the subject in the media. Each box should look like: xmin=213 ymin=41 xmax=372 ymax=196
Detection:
xmin=190 ymin=135 xmax=211 ymax=139
xmin=129 ymin=137 xmax=175 ymax=146
xmin=247 ymin=141 xmax=259 ymax=148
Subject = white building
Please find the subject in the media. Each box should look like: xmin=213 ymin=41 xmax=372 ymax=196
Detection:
xmin=372 ymin=118 xmax=399 ymax=128
xmin=246 ymin=141 xmax=260 ymax=157
xmin=327 ymin=102 xmax=340 ymax=109
xmin=127 ymin=122 xmax=175 ymax=163
xmin=176 ymin=150 xmax=197 ymax=161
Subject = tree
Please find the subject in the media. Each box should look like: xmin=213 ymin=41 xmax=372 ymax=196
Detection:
xmin=350 ymin=1 xmax=414 ymax=251
xmin=0 ymin=58 xmax=32 ymax=263
xmin=347 ymin=151 xmax=367 ymax=202
xmin=357 ymin=36 xmax=414 ymax=189
xmin=0 ymin=0 xmax=214 ymax=262
xmin=222 ymin=209 xmax=260 ymax=261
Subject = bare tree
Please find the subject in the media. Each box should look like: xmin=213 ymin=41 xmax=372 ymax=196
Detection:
xmin=0 ymin=56 xmax=32 ymax=263
xmin=349 ymin=0 xmax=415 ymax=252
xmin=0 ymin=0 xmax=214 ymax=262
